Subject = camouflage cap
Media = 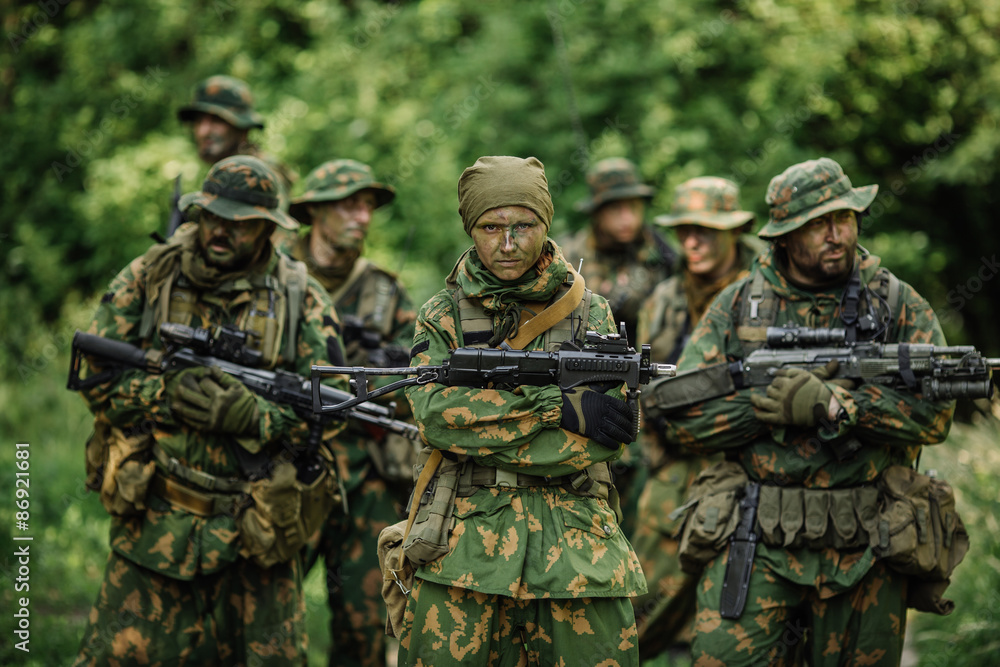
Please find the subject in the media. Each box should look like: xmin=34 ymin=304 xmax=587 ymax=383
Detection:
xmin=575 ymin=157 xmax=655 ymax=214
xmin=655 ymin=177 xmax=755 ymax=230
xmin=178 ymin=155 xmax=297 ymax=230
xmin=177 ymin=75 xmax=265 ymax=130
xmin=289 ymin=159 xmax=395 ymax=225
xmin=759 ymin=157 xmax=878 ymax=238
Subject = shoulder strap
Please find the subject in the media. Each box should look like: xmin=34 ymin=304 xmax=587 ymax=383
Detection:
xmin=330 ymin=257 xmax=370 ymax=304
xmin=277 ymin=254 xmax=309 ymax=361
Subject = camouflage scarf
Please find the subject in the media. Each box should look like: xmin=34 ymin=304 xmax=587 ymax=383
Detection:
xmin=450 ymin=238 xmax=567 ymax=346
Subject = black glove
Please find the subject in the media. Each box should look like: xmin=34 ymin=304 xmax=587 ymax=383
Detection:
xmin=560 ymin=383 xmax=635 ymax=449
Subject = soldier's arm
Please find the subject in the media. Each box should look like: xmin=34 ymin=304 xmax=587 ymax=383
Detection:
xmin=813 ymin=285 xmax=955 ymax=447
xmin=659 ymin=286 xmax=770 ymax=455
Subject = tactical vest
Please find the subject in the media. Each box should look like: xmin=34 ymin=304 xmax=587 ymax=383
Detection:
xmin=138 ymin=252 xmax=309 ymax=369
xmin=331 ymin=258 xmax=401 ymax=362
xmin=733 ymin=263 xmax=901 ymax=353
xmin=448 ymin=283 xmax=594 ymax=351
xmin=644 ymin=276 xmax=689 ymax=364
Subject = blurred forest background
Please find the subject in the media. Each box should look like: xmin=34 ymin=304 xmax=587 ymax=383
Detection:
xmin=1 ymin=0 xmax=999 ymax=665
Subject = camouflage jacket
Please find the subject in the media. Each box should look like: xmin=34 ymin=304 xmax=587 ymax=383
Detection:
xmin=405 ymin=241 xmax=647 ymax=599
xmin=638 ymin=235 xmax=762 ymax=365
xmin=557 ymin=224 xmax=676 ymax=342
xmin=658 ymin=245 xmax=955 ymax=595
xmin=280 ymin=234 xmax=417 ymax=491
xmin=81 ymin=236 xmax=346 ymax=580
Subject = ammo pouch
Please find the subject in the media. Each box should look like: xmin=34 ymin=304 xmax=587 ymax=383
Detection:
xmin=756 ymin=485 xmax=879 ymax=550
xmin=238 ymin=460 xmax=339 ymax=568
xmin=86 ymin=419 xmax=156 ymax=517
xmin=403 ymin=449 xmax=464 ymax=566
xmin=377 ymin=519 xmax=414 ymax=638
xmin=873 ymin=465 xmax=969 ymax=614
xmin=673 ymin=460 xmax=749 ymax=574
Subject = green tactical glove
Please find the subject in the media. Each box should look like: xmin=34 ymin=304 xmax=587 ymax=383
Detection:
xmin=561 ymin=383 xmax=636 ymax=449
xmin=169 ymin=366 xmax=260 ymax=436
xmin=750 ymin=360 xmax=850 ymax=427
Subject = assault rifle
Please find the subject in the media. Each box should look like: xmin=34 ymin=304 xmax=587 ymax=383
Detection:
xmin=68 ymin=323 xmax=419 ymax=442
xmin=645 ymin=325 xmax=1000 ymax=414
xmin=310 ymin=328 xmax=676 ymax=435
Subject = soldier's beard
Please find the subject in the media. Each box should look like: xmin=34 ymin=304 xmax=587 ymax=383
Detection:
xmin=782 ymin=238 xmax=858 ymax=288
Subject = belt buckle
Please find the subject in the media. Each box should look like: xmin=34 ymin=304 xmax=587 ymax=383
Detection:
xmin=494 ymin=468 xmax=518 ymax=488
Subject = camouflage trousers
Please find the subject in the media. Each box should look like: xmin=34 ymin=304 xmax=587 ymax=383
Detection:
xmin=630 ymin=456 xmax=712 ymax=660
xmin=690 ymin=549 xmax=907 ymax=667
xmin=396 ymin=577 xmax=640 ymax=667
xmin=305 ymin=474 xmax=401 ymax=667
xmin=73 ymin=550 xmax=306 ymax=666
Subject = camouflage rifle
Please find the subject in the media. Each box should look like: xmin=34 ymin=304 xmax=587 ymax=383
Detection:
xmin=311 ymin=327 xmax=676 ymax=439
xmin=69 ymin=323 xmax=419 ymax=442
xmin=644 ymin=325 xmax=1000 ymax=415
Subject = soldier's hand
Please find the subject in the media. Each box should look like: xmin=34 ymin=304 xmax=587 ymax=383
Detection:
xmin=169 ymin=366 xmax=259 ymax=436
xmin=751 ymin=360 xmax=846 ymax=427
xmin=560 ymin=383 xmax=635 ymax=449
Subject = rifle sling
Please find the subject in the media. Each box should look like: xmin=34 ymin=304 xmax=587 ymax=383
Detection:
xmin=505 ymin=267 xmax=585 ymax=350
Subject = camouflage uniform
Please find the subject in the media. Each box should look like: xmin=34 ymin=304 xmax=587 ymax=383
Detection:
xmin=631 ymin=178 xmax=761 ymax=659
xmin=177 ymin=75 xmax=299 ymax=232
xmin=557 ymin=158 xmax=677 ymax=540
xmin=646 ymin=159 xmax=955 ymax=666
xmin=74 ymin=157 xmax=346 ymax=667
xmin=283 ymin=160 xmax=417 ymax=667
xmin=399 ymin=156 xmax=647 ymax=666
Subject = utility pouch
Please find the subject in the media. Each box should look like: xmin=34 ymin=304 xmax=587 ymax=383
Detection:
xmin=87 ymin=419 xmax=156 ymax=517
xmin=377 ymin=519 xmax=414 ymax=638
xmin=674 ymin=460 xmax=749 ymax=574
xmin=874 ymin=465 xmax=969 ymax=614
xmin=403 ymin=451 xmax=464 ymax=566
xmin=366 ymin=431 xmax=420 ymax=485
xmin=238 ymin=460 xmax=339 ymax=568
xmin=756 ymin=485 xmax=878 ymax=550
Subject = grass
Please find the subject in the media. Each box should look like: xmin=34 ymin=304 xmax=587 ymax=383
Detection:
xmin=2 ymin=330 xmax=999 ymax=665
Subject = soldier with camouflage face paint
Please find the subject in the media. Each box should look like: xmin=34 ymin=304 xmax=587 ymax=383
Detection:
xmin=557 ymin=157 xmax=678 ymax=540
xmin=630 ymin=177 xmax=763 ymax=660
xmin=645 ymin=158 xmax=956 ymax=666
xmin=398 ymin=156 xmax=647 ymax=665
xmin=177 ymin=75 xmax=298 ymax=218
xmin=73 ymin=156 xmax=348 ymax=666
xmin=280 ymin=159 xmax=417 ymax=667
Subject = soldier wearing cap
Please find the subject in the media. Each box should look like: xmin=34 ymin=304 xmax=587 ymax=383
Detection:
xmin=643 ymin=158 xmax=955 ymax=664
xmin=557 ymin=157 xmax=677 ymax=538
xmin=73 ymin=155 xmax=348 ymax=666
xmin=630 ymin=177 xmax=763 ymax=660
xmin=177 ymin=75 xmax=298 ymax=215
xmin=280 ymin=159 xmax=416 ymax=667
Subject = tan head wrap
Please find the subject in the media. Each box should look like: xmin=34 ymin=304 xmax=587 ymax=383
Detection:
xmin=457 ymin=156 xmax=554 ymax=235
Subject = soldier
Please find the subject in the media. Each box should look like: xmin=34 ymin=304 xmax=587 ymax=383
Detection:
xmin=177 ymin=75 xmax=298 ymax=223
xmin=631 ymin=177 xmax=761 ymax=660
xmin=558 ymin=157 xmax=678 ymax=537
xmin=73 ymin=156 xmax=347 ymax=666
xmin=398 ymin=156 xmax=647 ymax=665
xmin=283 ymin=158 xmax=417 ymax=667
xmin=644 ymin=158 xmax=956 ymax=665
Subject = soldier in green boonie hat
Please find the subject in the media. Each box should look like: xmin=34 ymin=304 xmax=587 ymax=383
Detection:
xmin=281 ymin=158 xmax=414 ymax=667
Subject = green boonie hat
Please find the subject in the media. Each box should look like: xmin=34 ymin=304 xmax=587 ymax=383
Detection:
xmin=178 ymin=155 xmax=297 ymax=230
xmin=655 ymin=177 xmax=755 ymax=230
xmin=289 ymin=159 xmax=395 ymax=225
xmin=575 ymin=157 xmax=655 ymax=213
xmin=177 ymin=75 xmax=265 ymax=130
xmin=759 ymin=157 xmax=878 ymax=238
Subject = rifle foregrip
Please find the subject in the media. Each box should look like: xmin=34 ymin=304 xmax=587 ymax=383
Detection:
xmin=73 ymin=331 xmax=149 ymax=370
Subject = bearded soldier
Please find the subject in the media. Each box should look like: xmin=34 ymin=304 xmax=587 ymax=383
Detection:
xmin=631 ymin=177 xmax=762 ymax=660
xmin=73 ymin=156 xmax=346 ymax=666
xmin=644 ymin=158 xmax=956 ymax=666
xmin=281 ymin=158 xmax=417 ymax=667
xmin=398 ymin=156 xmax=647 ymax=665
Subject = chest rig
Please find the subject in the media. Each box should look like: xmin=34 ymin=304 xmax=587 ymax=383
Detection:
xmin=333 ymin=259 xmax=401 ymax=365
xmin=138 ymin=254 xmax=308 ymax=368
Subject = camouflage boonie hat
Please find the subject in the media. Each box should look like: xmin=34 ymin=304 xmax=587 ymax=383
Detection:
xmin=178 ymin=155 xmax=297 ymax=230
xmin=655 ymin=177 xmax=755 ymax=230
xmin=759 ymin=157 xmax=878 ymax=238
xmin=575 ymin=157 xmax=655 ymax=213
xmin=177 ymin=75 xmax=265 ymax=130
xmin=289 ymin=159 xmax=395 ymax=225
